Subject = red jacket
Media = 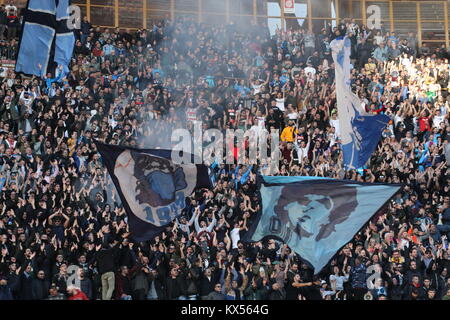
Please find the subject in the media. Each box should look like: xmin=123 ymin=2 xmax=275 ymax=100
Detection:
xmin=68 ymin=289 xmax=89 ymax=300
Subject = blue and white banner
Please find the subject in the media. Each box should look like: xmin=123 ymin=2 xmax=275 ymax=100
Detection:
xmin=96 ymin=142 xmax=211 ymax=242
xmin=244 ymin=176 xmax=401 ymax=273
xmin=331 ymin=36 xmax=390 ymax=169
xmin=16 ymin=0 xmax=75 ymax=78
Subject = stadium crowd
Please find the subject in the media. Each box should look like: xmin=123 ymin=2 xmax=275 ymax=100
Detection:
xmin=0 ymin=5 xmax=449 ymax=300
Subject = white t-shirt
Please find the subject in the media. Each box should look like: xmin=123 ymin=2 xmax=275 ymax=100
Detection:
xmin=304 ymin=66 xmax=316 ymax=76
xmin=251 ymin=117 xmax=267 ymax=138
xmin=276 ymin=98 xmax=285 ymax=112
xmin=374 ymin=35 xmax=384 ymax=45
xmin=433 ymin=115 xmax=445 ymax=128
xmin=327 ymin=132 xmax=337 ymax=147
xmin=394 ymin=114 xmax=404 ymax=127
xmin=287 ymin=112 xmax=299 ymax=120
xmin=329 ymin=118 xmax=340 ymax=137
xmin=402 ymin=57 xmax=412 ymax=67
xmin=230 ymin=228 xmax=240 ymax=249
xmin=108 ymin=116 xmax=117 ymax=129
xmin=295 ymin=143 xmax=310 ymax=164
xmin=20 ymin=91 xmax=36 ymax=110
xmin=329 ymin=274 xmax=349 ymax=291
xmin=252 ymin=84 xmax=263 ymax=95
xmin=256 ymin=116 xmax=265 ymax=128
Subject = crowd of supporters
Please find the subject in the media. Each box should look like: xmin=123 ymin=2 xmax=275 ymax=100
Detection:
xmin=0 ymin=6 xmax=449 ymax=300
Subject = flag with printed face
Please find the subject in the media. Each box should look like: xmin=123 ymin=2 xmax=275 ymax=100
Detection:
xmin=16 ymin=0 xmax=75 ymax=78
xmin=331 ymin=36 xmax=390 ymax=169
xmin=244 ymin=176 xmax=401 ymax=274
xmin=96 ymin=142 xmax=211 ymax=242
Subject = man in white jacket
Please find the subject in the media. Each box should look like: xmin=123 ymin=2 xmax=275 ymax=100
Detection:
xmin=294 ymin=131 xmax=312 ymax=165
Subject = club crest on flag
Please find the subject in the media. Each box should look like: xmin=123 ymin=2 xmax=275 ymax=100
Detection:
xmin=113 ymin=150 xmax=197 ymax=227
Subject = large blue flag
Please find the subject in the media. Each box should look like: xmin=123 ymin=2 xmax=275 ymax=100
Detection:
xmin=96 ymin=142 xmax=211 ymax=242
xmin=331 ymin=36 xmax=390 ymax=169
xmin=16 ymin=0 xmax=75 ymax=78
xmin=244 ymin=176 xmax=401 ymax=273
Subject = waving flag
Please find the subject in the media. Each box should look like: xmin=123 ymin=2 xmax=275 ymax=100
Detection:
xmin=244 ymin=176 xmax=401 ymax=273
xmin=331 ymin=36 xmax=390 ymax=169
xmin=96 ymin=142 xmax=211 ymax=242
xmin=16 ymin=0 xmax=75 ymax=78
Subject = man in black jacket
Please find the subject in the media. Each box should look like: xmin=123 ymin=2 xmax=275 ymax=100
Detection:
xmin=198 ymin=267 xmax=219 ymax=300
xmin=356 ymin=38 xmax=373 ymax=68
xmin=114 ymin=266 xmax=132 ymax=300
xmin=206 ymin=283 xmax=226 ymax=300
xmin=165 ymin=267 xmax=186 ymax=300
xmin=31 ymin=270 xmax=50 ymax=300
xmin=79 ymin=269 xmax=93 ymax=300
xmin=406 ymin=260 xmax=422 ymax=284
xmin=52 ymin=264 xmax=69 ymax=295
xmin=118 ymin=239 xmax=136 ymax=268
xmin=268 ymin=282 xmax=286 ymax=300
xmin=266 ymin=103 xmax=284 ymax=131
xmin=147 ymin=268 xmax=165 ymax=300
xmin=0 ymin=5 xmax=7 ymax=41
xmin=5 ymin=6 xmax=18 ymax=40
xmin=19 ymin=265 xmax=33 ymax=300
xmin=95 ymin=242 xmax=117 ymax=300
xmin=80 ymin=16 xmax=92 ymax=44
xmin=403 ymin=275 xmax=424 ymax=300
xmin=6 ymin=262 xmax=20 ymax=299
xmin=130 ymin=257 xmax=152 ymax=300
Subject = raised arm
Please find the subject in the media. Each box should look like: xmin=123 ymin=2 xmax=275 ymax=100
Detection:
xmin=206 ymin=213 xmax=217 ymax=233
xmin=193 ymin=209 xmax=201 ymax=233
